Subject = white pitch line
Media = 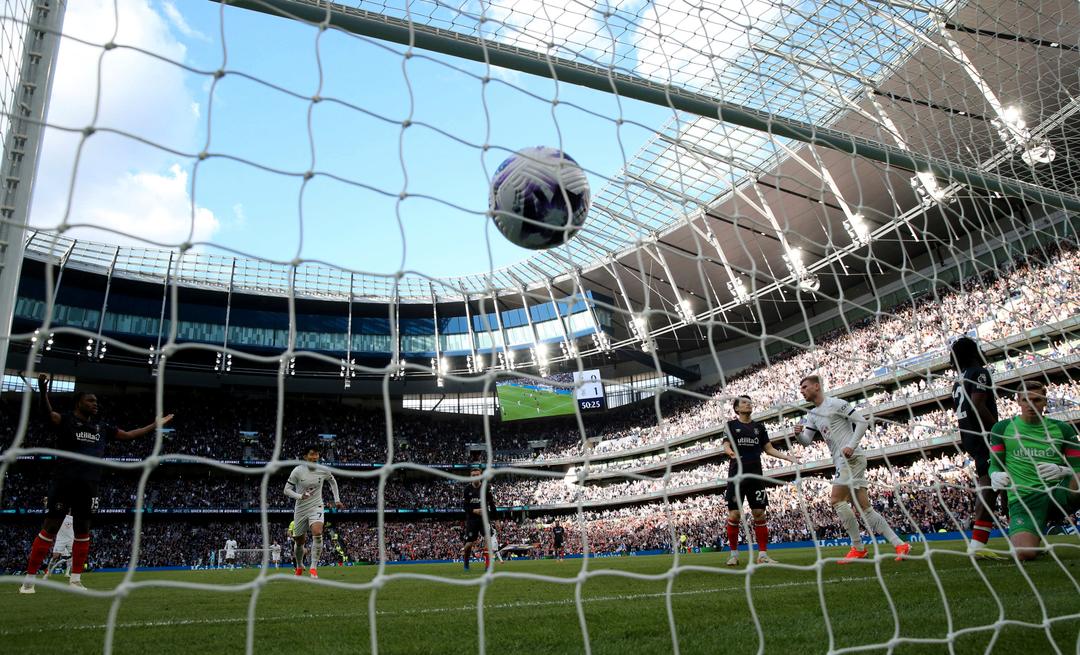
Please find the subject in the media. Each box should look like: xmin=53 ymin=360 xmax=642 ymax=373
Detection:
xmin=1 ymin=573 xmax=910 ymax=637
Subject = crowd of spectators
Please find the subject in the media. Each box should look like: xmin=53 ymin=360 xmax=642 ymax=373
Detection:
xmin=4 ymin=449 xmax=1056 ymax=572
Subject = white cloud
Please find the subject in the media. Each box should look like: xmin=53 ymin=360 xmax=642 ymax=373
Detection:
xmin=162 ymin=0 xmax=208 ymax=41
xmin=70 ymin=164 xmax=219 ymax=244
xmin=27 ymin=0 xmax=219 ymax=248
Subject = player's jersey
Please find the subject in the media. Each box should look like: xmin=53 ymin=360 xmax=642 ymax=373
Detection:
xmin=463 ymin=483 xmax=497 ymax=520
xmin=50 ymin=412 xmax=118 ymax=482
xmin=725 ymin=419 xmax=770 ymax=476
xmin=270 ymin=544 xmax=282 ymax=560
xmin=803 ymin=397 xmax=866 ymax=466
xmin=285 ymin=464 xmax=341 ymax=518
xmin=988 ymin=416 xmax=1080 ymax=500
xmin=225 ymin=539 xmax=238 ymax=557
xmin=952 ymin=366 xmax=998 ymax=439
xmin=552 ymin=525 xmax=565 ymax=544
xmin=53 ymin=514 xmax=75 ymax=555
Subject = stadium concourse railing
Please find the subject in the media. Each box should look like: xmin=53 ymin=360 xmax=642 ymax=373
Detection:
xmin=509 ymin=314 xmax=1080 ymax=471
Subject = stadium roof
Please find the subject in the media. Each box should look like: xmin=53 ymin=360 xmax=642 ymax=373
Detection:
xmin=24 ymin=0 xmax=1080 ymax=358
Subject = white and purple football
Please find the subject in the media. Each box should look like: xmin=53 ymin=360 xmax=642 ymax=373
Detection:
xmin=489 ymin=146 xmax=590 ymax=250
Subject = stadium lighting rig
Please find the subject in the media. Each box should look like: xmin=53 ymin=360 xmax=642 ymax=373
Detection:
xmin=214 ymin=352 xmax=231 ymax=373
xmin=30 ymin=329 xmax=53 ymax=352
xmin=340 ymin=358 xmax=355 ymax=389
xmin=843 ymin=213 xmax=872 ymax=247
xmin=430 ymin=356 xmax=449 ymax=387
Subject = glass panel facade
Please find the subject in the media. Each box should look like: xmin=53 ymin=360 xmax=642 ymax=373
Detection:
xmin=14 ymin=292 xmax=604 ymax=356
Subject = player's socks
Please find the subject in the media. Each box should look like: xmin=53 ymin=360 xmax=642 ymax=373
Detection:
xmin=833 ymin=503 xmax=864 ymax=551
xmin=971 ymin=520 xmax=993 ymax=547
xmin=753 ymin=518 xmax=769 ymax=552
xmin=293 ymin=541 xmax=304 ymax=568
xmin=861 ymin=509 xmax=903 ymax=546
xmin=483 ymin=550 xmax=490 ymax=570
xmin=71 ymin=534 xmax=90 ymax=575
xmin=311 ymin=535 xmax=323 ymax=573
xmin=726 ymin=519 xmax=740 ymax=552
xmin=25 ymin=530 xmax=56 ymax=575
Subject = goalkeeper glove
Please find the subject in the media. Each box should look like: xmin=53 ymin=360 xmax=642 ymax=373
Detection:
xmin=990 ymin=471 xmax=1012 ymax=491
xmin=1035 ymin=463 xmax=1073 ymax=482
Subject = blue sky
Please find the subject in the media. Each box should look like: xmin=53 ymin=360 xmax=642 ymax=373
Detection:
xmin=26 ymin=0 xmax=674 ymax=279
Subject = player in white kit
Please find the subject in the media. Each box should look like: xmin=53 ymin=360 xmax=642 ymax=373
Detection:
xmin=224 ymin=538 xmax=238 ymax=566
xmin=270 ymin=541 xmax=282 ymax=568
xmin=42 ymin=513 xmax=74 ymax=580
xmin=284 ymin=444 xmax=342 ymax=578
xmin=794 ymin=375 xmax=911 ymax=564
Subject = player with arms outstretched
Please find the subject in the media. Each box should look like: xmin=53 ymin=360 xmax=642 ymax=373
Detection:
xmin=795 ymin=375 xmax=910 ymax=563
xmin=724 ymin=395 xmax=798 ymax=566
xmin=462 ymin=468 xmax=498 ymax=571
xmin=283 ymin=445 xmax=342 ymax=578
xmin=988 ymin=381 xmax=1080 ymax=561
xmin=950 ymin=337 xmax=1005 ymax=558
xmin=20 ymin=374 xmax=174 ymax=594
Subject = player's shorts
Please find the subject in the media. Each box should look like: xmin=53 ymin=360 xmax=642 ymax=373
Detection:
xmin=959 ymin=432 xmax=991 ymax=477
xmin=725 ymin=475 xmax=770 ymax=510
xmin=463 ymin=518 xmax=485 ymax=543
xmin=831 ymin=454 xmax=868 ymax=489
xmin=1008 ymin=486 xmax=1080 ymax=537
xmin=46 ymin=479 xmax=99 ymax=522
xmin=53 ymin=537 xmax=74 ymax=557
xmin=291 ymin=507 xmax=325 ymax=536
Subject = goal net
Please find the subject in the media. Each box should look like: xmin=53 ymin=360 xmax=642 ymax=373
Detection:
xmin=1 ymin=0 xmax=1079 ymax=653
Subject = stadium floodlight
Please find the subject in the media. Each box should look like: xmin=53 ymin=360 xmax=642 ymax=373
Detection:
xmin=340 ymin=358 xmax=355 ymax=389
xmin=781 ymin=246 xmax=808 ymax=278
xmin=843 ymin=213 xmax=872 ymax=247
xmin=1021 ymin=138 xmax=1057 ymax=166
xmin=797 ymin=275 xmax=821 ymax=293
xmin=288 ymin=357 xmax=296 ymax=376
xmin=678 ymin=298 xmax=697 ymax=324
xmin=591 ymin=330 xmax=612 ymax=352
xmin=726 ymin=278 xmax=750 ymax=305
xmin=911 ymin=171 xmax=948 ymax=204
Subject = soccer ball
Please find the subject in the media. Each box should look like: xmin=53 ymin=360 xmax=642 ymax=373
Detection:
xmin=489 ymin=146 xmax=590 ymax=250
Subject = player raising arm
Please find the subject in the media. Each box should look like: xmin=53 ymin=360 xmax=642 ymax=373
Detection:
xmin=284 ymin=445 xmax=343 ymax=579
xmin=723 ymin=395 xmax=798 ymax=566
xmin=795 ymin=375 xmax=910 ymax=564
xmin=20 ymin=374 xmax=174 ymax=594
xmin=988 ymin=381 xmax=1079 ymax=561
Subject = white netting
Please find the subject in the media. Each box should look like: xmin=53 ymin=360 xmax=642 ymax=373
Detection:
xmin=1 ymin=0 xmax=1080 ymax=653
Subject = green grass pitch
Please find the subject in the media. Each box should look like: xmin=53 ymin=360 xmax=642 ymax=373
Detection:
xmin=4 ymin=540 xmax=1079 ymax=654
xmin=497 ymin=384 xmax=577 ymax=421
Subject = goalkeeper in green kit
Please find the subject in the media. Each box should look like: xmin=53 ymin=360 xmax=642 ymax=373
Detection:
xmin=988 ymin=381 xmax=1080 ymax=561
